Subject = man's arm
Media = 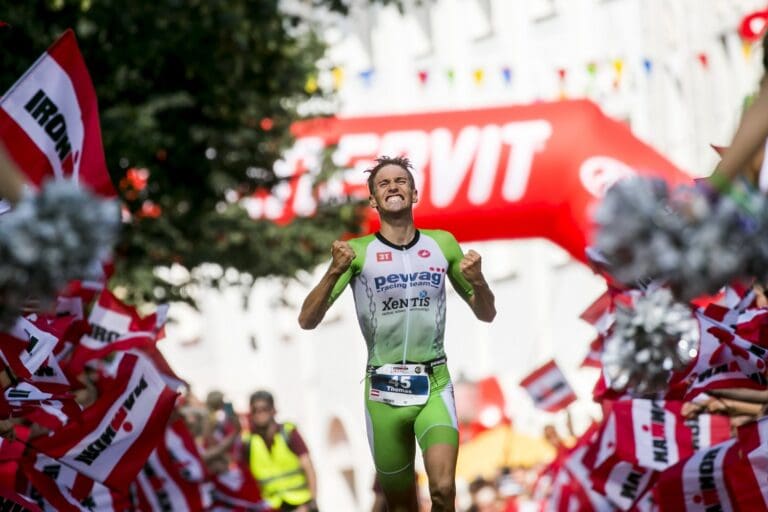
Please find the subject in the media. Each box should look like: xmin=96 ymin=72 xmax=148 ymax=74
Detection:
xmin=459 ymin=250 xmax=496 ymax=322
xmin=298 ymin=240 xmax=355 ymax=330
xmin=713 ymin=76 xmax=768 ymax=182
xmin=287 ymin=427 xmax=318 ymax=509
xmin=707 ymin=387 xmax=768 ymax=404
xmin=299 ymin=453 xmax=318 ymax=505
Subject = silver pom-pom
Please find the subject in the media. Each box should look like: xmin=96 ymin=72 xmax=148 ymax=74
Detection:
xmin=594 ymin=177 xmax=751 ymax=301
xmin=602 ymin=287 xmax=699 ymax=395
xmin=0 ymin=180 xmax=120 ymax=327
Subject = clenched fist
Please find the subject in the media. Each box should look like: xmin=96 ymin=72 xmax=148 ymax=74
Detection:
xmin=329 ymin=240 xmax=355 ymax=274
xmin=460 ymin=249 xmax=484 ymax=285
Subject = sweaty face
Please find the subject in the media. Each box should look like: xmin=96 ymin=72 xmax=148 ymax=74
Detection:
xmin=369 ymin=164 xmax=418 ymax=213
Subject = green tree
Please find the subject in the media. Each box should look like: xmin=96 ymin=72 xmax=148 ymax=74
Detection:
xmin=0 ymin=0 xmax=372 ymax=306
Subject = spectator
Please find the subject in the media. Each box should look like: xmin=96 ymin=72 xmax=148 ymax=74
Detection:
xmin=245 ymin=390 xmax=318 ymax=512
xmin=202 ymin=390 xmax=242 ymax=467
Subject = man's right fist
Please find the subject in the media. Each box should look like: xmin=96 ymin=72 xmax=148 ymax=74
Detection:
xmin=330 ymin=240 xmax=355 ymax=274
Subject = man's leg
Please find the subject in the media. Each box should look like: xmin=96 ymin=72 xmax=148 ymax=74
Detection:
xmin=365 ymin=384 xmax=420 ymax=512
xmin=423 ymin=443 xmax=458 ymax=512
xmin=414 ymin=367 xmax=460 ymax=511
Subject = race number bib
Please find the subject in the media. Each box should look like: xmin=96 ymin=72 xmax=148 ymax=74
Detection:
xmin=368 ymin=363 xmax=430 ymax=406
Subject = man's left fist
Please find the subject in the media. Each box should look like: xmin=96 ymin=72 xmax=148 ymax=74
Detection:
xmin=460 ymin=249 xmax=483 ymax=283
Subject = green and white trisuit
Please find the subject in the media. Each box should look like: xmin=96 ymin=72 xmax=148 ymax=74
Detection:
xmin=329 ymin=229 xmax=475 ymax=491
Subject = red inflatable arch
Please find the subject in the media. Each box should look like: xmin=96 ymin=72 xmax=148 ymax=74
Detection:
xmin=251 ymin=100 xmax=691 ymax=263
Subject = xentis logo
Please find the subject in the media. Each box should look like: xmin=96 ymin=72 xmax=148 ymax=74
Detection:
xmin=382 ymin=295 xmax=431 ymax=311
xmin=374 ymin=271 xmax=443 ymax=292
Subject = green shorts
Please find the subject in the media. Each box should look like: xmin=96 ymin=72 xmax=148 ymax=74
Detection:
xmin=364 ymin=363 xmax=458 ymax=491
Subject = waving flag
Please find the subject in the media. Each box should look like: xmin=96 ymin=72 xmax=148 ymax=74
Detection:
xmin=211 ymin=466 xmax=271 ymax=512
xmin=590 ymin=400 xmax=730 ymax=473
xmin=134 ymin=449 xmax=213 ymax=511
xmin=0 ymin=317 xmax=59 ymax=380
xmin=550 ymin=444 xmax=614 ymax=512
xmin=134 ymin=417 xmax=212 ymax=511
xmin=670 ymin=312 xmax=768 ymax=402
xmin=22 ymin=452 xmax=132 ymax=511
xmin=139 ymin=345 xmax=187 ymax=392
xmin=654 ymin=439 xmax=738 ymax=512
xmin=24 ymin=315 xmax=82 ymax=394
xmin=0 ymin=382 xmax=80 ymax=429
xmin=0 ymin=29 xmax=114 ymax=196
xmin=0 ymin=430 xmax=41 ymax=512
xmin=519 ymin=359 xmax=577 ymax=412
xmin=727 ymin=417 xmax=768 ymax=510
xmin=29 ymin=353 xmax=177 ymax=491
xmin=68 ymin=290 xmax=167 ymax=374
xmin=590 ymin=460 xmax=655 ymax=511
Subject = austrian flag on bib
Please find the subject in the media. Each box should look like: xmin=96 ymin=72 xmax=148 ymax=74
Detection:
xmin=519 ymin=359 xmax=577 ymax=412
xmin=0 ymin=29 xmax=114 ymax=196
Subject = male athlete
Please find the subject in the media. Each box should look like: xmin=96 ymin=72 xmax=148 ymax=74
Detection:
xmin=299 ymin=156 xmax=496 ymax=512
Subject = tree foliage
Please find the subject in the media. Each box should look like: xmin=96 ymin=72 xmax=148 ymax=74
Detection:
xmin=0 ymin=0 xmax=373 ymax=306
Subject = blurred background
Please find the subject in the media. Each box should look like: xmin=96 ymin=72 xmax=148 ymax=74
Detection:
xmin=3 ymin=1 xmax=766 ymax=510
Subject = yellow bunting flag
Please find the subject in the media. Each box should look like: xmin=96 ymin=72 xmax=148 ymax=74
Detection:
xmin=331 ymin=67 xmax=344 ymax=90
xmin=305 ymin=75 xmax=318 ymax=94
xmin=473 ymin=68 xmax=485 ymax=85
xmin=743 ymin=40 xmax=753 ymax=60
xmin=613 ymin=58 xmax=624 ymax=77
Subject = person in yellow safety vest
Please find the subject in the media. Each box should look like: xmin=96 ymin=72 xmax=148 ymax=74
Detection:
xmin=245 ymin=390 xmax=319 ymax=512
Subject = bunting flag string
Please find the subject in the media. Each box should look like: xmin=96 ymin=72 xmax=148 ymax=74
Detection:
xmin=306 ymin=6 xmax=762 ymax=96
xmin=322 ymin=49 xmax=734 ymax=96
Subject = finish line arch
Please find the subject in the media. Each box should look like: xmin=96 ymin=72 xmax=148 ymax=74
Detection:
xmin=251 ymin=100 xmax=691 ymax=263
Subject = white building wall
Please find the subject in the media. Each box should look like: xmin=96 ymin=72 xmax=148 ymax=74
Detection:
xmin=161 ymin=1 xmax=767 ymax=510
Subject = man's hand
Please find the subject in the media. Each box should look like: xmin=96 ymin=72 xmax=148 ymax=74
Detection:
xmin=460 ymin=249 xmax=485 ymax=285
xmin=329 ymin=240 xmax=355 ymax=275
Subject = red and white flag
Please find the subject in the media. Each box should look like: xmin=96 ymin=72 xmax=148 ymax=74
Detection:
xmin=727 ymin=417 xmax=768 ymax=510
xmin=211 ymin=466 xmax=272 ymax=512
xmin=654 ymin=439 xmax=738 ymax=512
xmin=734 ymin=308 xmax=768 ymax=348
xmin=134 ymin=449 xmax=213 ymax=512
xmin=0 ymin=429 xmax=42 ymax=512
xmin=554 ymin=445 xmax=615 ymax=512
xmin=23 ymin=314 xmax=83 ymax=395
xmin=139 ymin=345 xmax=187 ymax=392
xmin=0 ymin=382 xmax=80 ymax=430
xmin=519 ymin=360 xmax=577 ymax=412
xmin=68 ymin=290 xmax=167 ymax=374
xmin=0 ymin=29 xmax=114 ymax=196
xmin=670 ymin=312 xmax=768 ymax=402
xmin=22 ymin=452 xmax=132 ymax=511
xmin=0 ymin=317 xmax=59 ymax=380
xmin=590 ymin=460 xmax=655 ymax=511
xmin=133 ymin=416 xmax=212 ymax=511
xmin=29 ymin=353 xmax=177 ymax=491
xmin=590 ymin=400 xmax=730 ymax=473
xmin=580 ymin=335 xmax=604 ymax=369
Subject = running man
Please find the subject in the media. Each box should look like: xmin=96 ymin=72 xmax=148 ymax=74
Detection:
xmin=299 ymin=156 xmax=496 ymax=512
